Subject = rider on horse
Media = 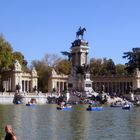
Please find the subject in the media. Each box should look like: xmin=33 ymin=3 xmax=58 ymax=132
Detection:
xmin=76 ymin=26 xmax=86 ymax=40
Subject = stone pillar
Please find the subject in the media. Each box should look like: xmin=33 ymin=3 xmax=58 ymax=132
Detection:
xmin=62 ymin=82 xmax=64 ymax=92
xmin=66 ymin=82 xmax=68 ymax=91
xmin=72 ymin=53 xmax=75 ymax=66
xmin=8 ymin=78 xmax=11 ymax=91
xmin=78 ymin=52 xmax=82 ymax=66
xmin=26 ymin=81 xmax=28 ymax=92
xmin=24 ymin=80 xmax=26 ymax=92
xmin=58 ymin=82 xmax=60 ymax=94
xmin=25 ymin=81 xmax=27 ymax=92
xmin=22 ymin=81 xmax=24 ymax=92
xmin=85 ymin=52 xmax=88 ymax=64
xmin=60 ymin=82 xmax=62 ymax=92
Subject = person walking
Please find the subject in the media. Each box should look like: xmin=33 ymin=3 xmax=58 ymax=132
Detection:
xmin=4 ymin=125 xmax=17 ymax=140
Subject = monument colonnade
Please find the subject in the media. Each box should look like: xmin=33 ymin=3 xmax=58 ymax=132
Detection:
xmin=1 ymin=60 xmax=38 ymax=93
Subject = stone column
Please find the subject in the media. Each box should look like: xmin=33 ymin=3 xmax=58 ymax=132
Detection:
xmin=22 ymin=81 xmax=24 ymax=92
xmin=58 ymin=82 xmax=60 ymax=95
xmin=78 ymin=52 xmax=82 ymax=66
xmin=8 ymin=77 xmax=11 ymax=91
xmin=25 ymin=80 xmax=27 ymax=92
xmin=72 ymin=53 xmax=75 ymax=66
xmin=85 ymin=52 xmax=88 ymax=64
xmin=62 ymin=82 xmax=64 ymax=92
xmin=66 ymin=82 xmax=68 ymax=91
xmin=27 ymin=81 xmax=29 ymax=92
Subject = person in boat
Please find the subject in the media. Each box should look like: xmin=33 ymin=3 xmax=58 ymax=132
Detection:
xmin=27 ymin=101 xmax=31 ymax=105
xmin=4 ymin=125 xmax=17 ymax=140
xmin=88 ymin=103 xmax=92 ymax=109
xmin=123 ymin=101 xmax=130 ymax=107
xmin=136 ymin=100 xmax=140 ymax=105
xmin=30 ymin=98 xmax=37 ymax=104
xmin=59 ymin=101 xmax=66 ymax=108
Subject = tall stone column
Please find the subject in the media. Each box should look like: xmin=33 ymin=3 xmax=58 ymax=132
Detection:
xmin=58 ymin=82 xmax=60 ymax=95
xmin=85 ymin=52 xmax=88 ymax=64
xmin=78 ymin=52 xmax=82 ymax=66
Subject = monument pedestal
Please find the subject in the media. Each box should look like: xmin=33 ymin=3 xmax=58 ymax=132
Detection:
xmin=68 ymin=73 xmax=93 ymax=94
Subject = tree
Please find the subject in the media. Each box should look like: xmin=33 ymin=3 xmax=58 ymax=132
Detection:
xmin=105 ymin=58 xmax=116 ymax=75
xmin=0 ymin=35 xmax=28 ymax=72
xmin=31 ymin=60 xmax=51 ymax=92
xmin=0 ymin=35 xmax=13 ymax=70
xmin=43 ymin=53 xmax=61 ymax=67
xmin=0 ymin=34 xmax=28 ymax=90
xmin=31 ymin=53 xmax=64 ymax=92
xmin=115 ymin=64 xmax=127 ymax=76
xmin=90 ymin=58 xmax=116 ymax=76
xmin=90 ymin=58 xmax=102 ymax=76
xmin=123 ymin=48 xmax=140 ymax=74
xmin=99 ymin=58 xmax=109 ymax=75
xmin=55 ymin=59 xmax=71 ymax=75
xmin=13 ymin=51 xmax=26 ymax=65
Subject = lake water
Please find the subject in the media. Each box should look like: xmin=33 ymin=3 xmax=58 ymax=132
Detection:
xmin=0 ymin=104 xmax=140 ymax=140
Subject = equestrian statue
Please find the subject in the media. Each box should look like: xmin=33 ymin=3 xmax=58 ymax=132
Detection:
xmin=76 ymin=26 xmax=86 ymax=40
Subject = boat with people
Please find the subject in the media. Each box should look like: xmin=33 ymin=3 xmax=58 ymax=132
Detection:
xmin=26 ymin=103 xmax=36 ymax=106
xmin=110 ymin=101 xmax=123 ymax=107
xmin=134 ymin=100 xmax=140 ymax=107
xmin=15 ymin=100 xmax=22 ymax=104
xmin=122 ymin=104 xmax=131 ymax=110
xmin=26 ymin=98 xmax=37 ymax=106
xmin=86 ymin=103 xmax=103 ymax=111
xmin=56 ymin=106 xmax=72 ymax=110
xmin=56 ymin=101 xmax=72 ymax=110
xmin=86 ymin=106 xmax=103 ymax=111
xmin=122 ymin=101 xmax=132 ymax=110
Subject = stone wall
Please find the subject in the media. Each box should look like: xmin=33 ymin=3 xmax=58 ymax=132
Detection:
xmin=0 ymin=92 xmax=47 ymax=104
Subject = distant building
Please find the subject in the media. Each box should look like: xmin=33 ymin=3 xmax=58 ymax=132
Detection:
xmin=48 ymin=69 xmax=68 ymax=94
xmin=0 ymin=60 xmax=38 ymax=92
xmin=48 ymin=68 xmax=140 ymax=95
xmin=91 ymin=68 xmax=140 ymax=94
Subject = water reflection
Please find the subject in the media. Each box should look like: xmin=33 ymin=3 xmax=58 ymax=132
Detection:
xmin=0 ymin=105 xmax=140 ymax=140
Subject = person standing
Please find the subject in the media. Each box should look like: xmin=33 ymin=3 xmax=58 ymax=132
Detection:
xmin=4 ymin=125 xmax=17 ymax=140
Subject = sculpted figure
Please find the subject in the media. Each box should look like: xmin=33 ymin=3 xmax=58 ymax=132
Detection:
xmin=14 ymin=60 xmax=21 ymax=71
xmin=76 ymin=26 xmax=86 ymax=40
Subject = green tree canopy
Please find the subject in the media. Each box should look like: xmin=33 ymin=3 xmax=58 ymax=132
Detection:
xmin=0 ymin=35 xmax=13 ymax=70
xmin=90 ymin=58 xmax=102 ymax=76
xmin=115 ymin=64 xmax=128 ymax=76
xmin=123 ymin=48 xmax=140 ymax=74
xmin=55 ymin=59 xmax=72 ymax=75
xmin=90 ymin=57 xmax=128 ymax=76
xmin=104 ymin=58 xmax=116 ymax=75
xmin=31 ymin=53 xmax=64 ymax=92
xmin=0 ymin=35 xmax=27 ymax=71
xmin=31 ymin=60 xmax=51 ymax=92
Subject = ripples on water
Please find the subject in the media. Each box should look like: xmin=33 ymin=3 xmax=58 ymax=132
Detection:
xmin=0 ymin=104 xmax=140 ymax=140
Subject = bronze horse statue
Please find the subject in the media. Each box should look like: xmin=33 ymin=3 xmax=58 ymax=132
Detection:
xmin=76 ymin=27 xmax=86 ymax=40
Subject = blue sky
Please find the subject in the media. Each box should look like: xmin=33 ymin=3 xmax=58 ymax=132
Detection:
xmin=0 ymin=0 xmax=140 ymax=65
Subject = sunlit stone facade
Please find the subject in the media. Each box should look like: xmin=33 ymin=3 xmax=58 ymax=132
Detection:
xmin=91 ymin=68 xmax=140 ymax=94
xmin=1 ymin=60 xmax=38 ymax=92
xmin=48 ymin=69 xmax=68 ymax=94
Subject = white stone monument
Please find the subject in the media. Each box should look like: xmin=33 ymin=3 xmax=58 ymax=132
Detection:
xmin=68 ymin=27 xmax=93 ymax=95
